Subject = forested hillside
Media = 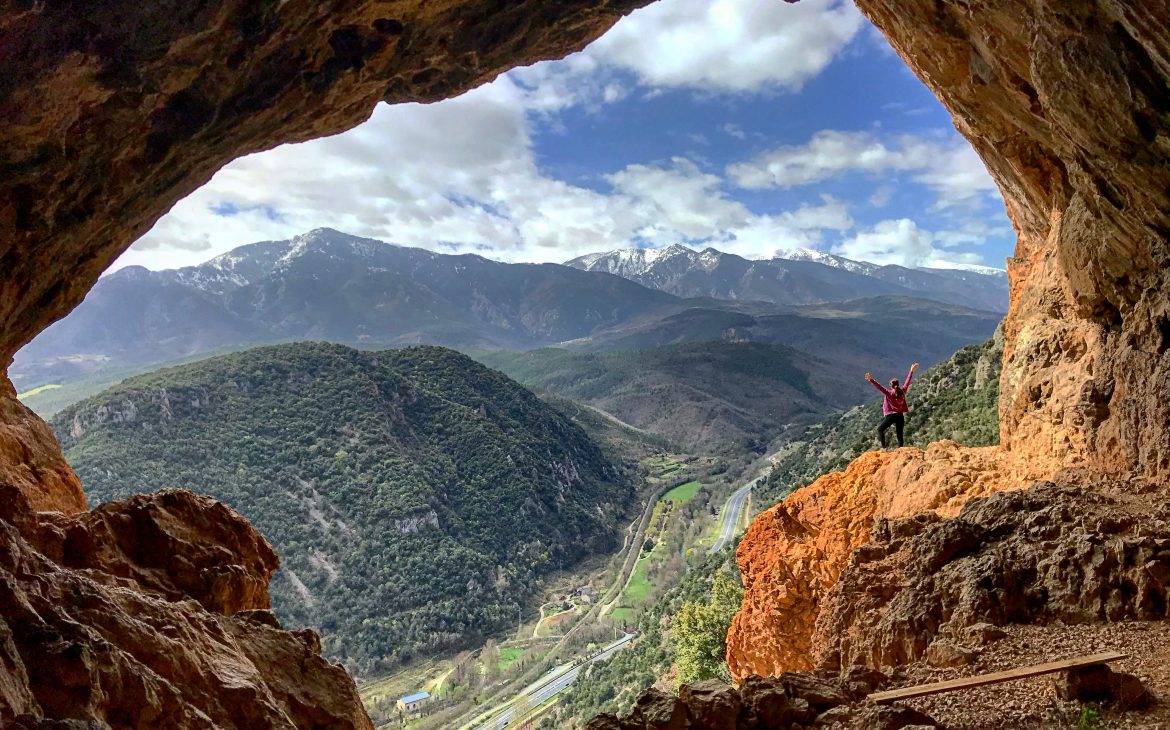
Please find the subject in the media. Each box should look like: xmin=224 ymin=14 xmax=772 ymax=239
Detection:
xmin=757 ymin=328 xmax=1003 ymax=504
xmin=53 ymin=343 xmax=633 ymax=676
xmin=474 ymin=343 xmax=867 ymax=453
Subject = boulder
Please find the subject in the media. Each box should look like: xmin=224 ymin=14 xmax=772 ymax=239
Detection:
xmin=925 ymin=640 xmax=977 ymax=668
xmin=1058 ymin=664 xmax=1152 ymax=709
xmin=678 ymin=680 xmax=742 ymax=730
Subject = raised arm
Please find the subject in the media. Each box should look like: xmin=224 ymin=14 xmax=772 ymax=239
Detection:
xmin=866 ymin=373 xmax=891 ymax=397
xmin=903 ymin=362 xmax=919 ymax=391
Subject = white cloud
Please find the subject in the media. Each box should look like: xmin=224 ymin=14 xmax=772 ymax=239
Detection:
xmin=868 ymin=184 xmax=894 ymax=208
xmin=726 ymin=130 xmax=999 ymax=206
xmin=504 ymin=0 xmax=863 ymax=113
xmin=833 ymin=218 xmax=985 ymax=268
xmin=122 ymin=78 xmax=868 ymax=271
xmin=587 ymin=0 xmax=864 ymax=93
xmin=722 ymin=123 xmax=747 ymax=140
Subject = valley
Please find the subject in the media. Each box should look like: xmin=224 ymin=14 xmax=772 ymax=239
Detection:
xmin=24 ymin=228 xmax=1007 ymax=729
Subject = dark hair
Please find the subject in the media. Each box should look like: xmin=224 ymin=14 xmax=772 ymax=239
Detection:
xmin=890 ymin=379 xmax=902 ymax=394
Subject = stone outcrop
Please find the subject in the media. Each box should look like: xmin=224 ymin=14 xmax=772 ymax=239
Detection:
xmin=0 ymin=488 xmax=371 ymax=728
xmin=728 ymin=443 xmax=1042 ymax=679
xmin=813 ymin=481 xmax=1170 ymax=670
xmin=585 ymin=670 xmax=940 ymax=730
xmin=0 ymin=381 xmax=84 ymax=516
xmin=729 ymin=0 xmax=1170 ymax=681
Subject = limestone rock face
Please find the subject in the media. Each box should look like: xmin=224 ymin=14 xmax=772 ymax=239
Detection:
xmin=727 ymin=443 xmax=1040 ymax=679
xmin=859 ymin=0 xmax=1170 ymax=481
xmin=729 ymin=0 xmax=1170 ymax=681
xmin=0 ymin=382 xmax=84 ymax=516
xmin=813 ymin=481 xmax=1170 ymax=671
xmin=0 ymin=488 xmax=371 ymax=728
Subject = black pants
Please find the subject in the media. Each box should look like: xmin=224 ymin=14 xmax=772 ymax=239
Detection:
xmin=878 ymin=413 xmax=905 ymax=447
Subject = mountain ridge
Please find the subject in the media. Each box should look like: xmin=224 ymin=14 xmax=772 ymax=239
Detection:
xmin=564 ymin=244 xmax=1007 ymax=312
xmin=13 ymin=229 xmax=1005 ymax=396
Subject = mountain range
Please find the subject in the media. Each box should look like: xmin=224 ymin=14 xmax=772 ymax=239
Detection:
xmin=565 ymin=244 xmax=1007 ymax=312
xmin=12 ymin=229 xmax=1006 ymax=393
xmin=13 ymin=229 xmax=674 ymax=387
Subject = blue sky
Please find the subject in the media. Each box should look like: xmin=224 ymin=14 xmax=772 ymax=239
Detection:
xmin=121 ymin=0 xmax=1014 ymax=272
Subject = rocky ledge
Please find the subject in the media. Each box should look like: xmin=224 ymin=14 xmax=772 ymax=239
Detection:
xmin=586 ymin=670 xmax=941 ymax=730
xmin=0 ymin=486 xmax=371 ymax=729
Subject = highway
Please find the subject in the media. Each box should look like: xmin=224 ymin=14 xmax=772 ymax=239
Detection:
xmin=708 ymin=478 xmax=755 ymax=554
xmin=476 ymin=633 xmax=635 ymax=729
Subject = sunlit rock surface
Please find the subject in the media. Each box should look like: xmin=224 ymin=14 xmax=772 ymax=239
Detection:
xmin=729 ymin=0 xmax=1170 ymax=681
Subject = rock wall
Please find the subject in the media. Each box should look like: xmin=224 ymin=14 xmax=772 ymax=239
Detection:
xmin=859 ymin=0 xmax=1170 ymax=480
xmin=3 ymin=488 xmax=372 ymax=728
xmin=730 ymin=0 xmax=1170 ymax=681
xmin=728 ymin=443 xmax=1041 ymax=680
xmin=813 ymin=481 xmax=1170 ymax=671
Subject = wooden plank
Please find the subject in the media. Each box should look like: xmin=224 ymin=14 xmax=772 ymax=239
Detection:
xmin=868 ymin=651 xmax=1129 ymax=704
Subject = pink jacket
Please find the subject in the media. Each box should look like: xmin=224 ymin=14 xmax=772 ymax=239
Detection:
xmin=869 ymin=367 xmax=915 ymax=415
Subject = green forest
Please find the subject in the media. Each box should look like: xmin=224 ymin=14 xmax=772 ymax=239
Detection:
xmin=53 ymin=343 xmax=633 ymax=676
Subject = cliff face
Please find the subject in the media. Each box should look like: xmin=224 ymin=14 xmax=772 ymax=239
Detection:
xmin=729 ymin=443 xmax=1038 ymax=679
xmin=729 ymin=0 xmax=1170 ymax=681
xmin=866 ymin=0 xmax=1170 ymax=480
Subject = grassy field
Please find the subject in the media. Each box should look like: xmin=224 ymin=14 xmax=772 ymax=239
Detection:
xmin=608 ymin=607 xmax=635 ymax=622
xmin=622 ymin=557 xmax=653 ymax=604
xmin=16 ymin=383 xmax=62 ymax=399
xmin=661 ymin=480 xmax=701 ymax=504
xmin=498 ymin=647 xmax=523 ymax=672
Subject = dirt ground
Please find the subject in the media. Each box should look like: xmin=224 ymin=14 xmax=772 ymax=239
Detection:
xmin=891 ymin=621 xmax=1170 ymax=729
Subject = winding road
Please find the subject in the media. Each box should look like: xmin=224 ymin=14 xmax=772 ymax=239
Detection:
xmin=475 ymin=633 xmax=636 ymax=729
xmin=708 ymin=478 xmax=755 ymax=554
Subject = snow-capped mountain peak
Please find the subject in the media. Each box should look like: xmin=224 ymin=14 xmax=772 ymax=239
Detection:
xmin=774 ymin=247 xmax=876 ymax=275
xmin=565 ymin=244 xmax=698 ymax=277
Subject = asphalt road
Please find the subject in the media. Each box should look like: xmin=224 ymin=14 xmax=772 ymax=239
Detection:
xmin=708 ymin=478 xmax=755 ymax=554
xmin=478 ymin=633 xmax=636 ymax=729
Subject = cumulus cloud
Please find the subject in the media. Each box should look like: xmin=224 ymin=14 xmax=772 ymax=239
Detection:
xmin=114 ymin=0 xmax=1006 ymax=273
xmin=833 ymin=218 xmax=985 ymax=268
xmin=123 ymin=78 xmax=865 ymax=271
xmin=726 ymin=130 xmax=999 ymax=205
xmin=506 ymin=0 xmax=863 ymax=113
xmin=586 ymin=0 xmax=864 ymax=93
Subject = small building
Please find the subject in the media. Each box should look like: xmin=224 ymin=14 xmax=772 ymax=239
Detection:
xmin=396 ymin=691 xmax=430 ymax=716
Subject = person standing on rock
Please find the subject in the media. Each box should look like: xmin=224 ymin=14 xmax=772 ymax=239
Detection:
xmin=866 ymin=363 xmax=919 ymax=449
